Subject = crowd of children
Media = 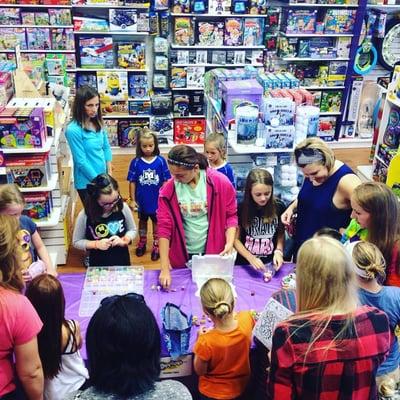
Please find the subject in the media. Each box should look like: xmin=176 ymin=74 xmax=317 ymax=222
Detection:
xmin=1 ymin=86 xmax=400 ymax=400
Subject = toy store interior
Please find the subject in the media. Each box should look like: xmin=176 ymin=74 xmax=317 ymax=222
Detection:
xmin=1 ymin=0 xmax=400 ymax=399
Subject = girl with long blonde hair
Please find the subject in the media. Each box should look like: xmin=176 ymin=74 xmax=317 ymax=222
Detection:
xmin=267 ymin=236 xmax=391 ymax=399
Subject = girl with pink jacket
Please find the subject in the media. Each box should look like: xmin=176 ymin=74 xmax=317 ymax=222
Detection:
xmin=157 ymin=145 xmax=238 ymax=288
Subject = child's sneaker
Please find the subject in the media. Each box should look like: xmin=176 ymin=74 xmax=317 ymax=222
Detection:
xmin=135 ymin=237 xmax=147 ymax=257
xmin=151 ymin=242 xmax=159 ymax=261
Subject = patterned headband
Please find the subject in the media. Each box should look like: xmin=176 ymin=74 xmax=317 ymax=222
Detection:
xmin=296 ymin=148 xmax=325 ymax=165
xmin=167 ymin=158 xmax=196 ymax=168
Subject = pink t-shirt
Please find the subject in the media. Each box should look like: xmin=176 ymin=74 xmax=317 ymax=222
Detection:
xmin=0 ymin=287 xmax=43 ymax=396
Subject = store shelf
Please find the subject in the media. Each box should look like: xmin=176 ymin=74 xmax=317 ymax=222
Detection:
xmin=320 ymin=111 xmax=341 ymax=115
xmin=282 ymin=57 xmax=350 ymax=61
xmin=103 ymin=114 xmax=150 ymax=119
xmin=1 ymin=136 xmax=53 ymax=154
xmin=171 ymin=87 xmax=204 ymax=91
xmin=72 ymin=4 xmax=149 ymax=8
xmin=357 ymin=165 xmax=373 ymax=181
xmin=366 ymin=4 xmax=400 ymax=9
xmin=170 ymin=12 xmax=269 ymax=17
xmin=112 ymin=142 xmax=204 ymax=155
xmin=128 ymin=97 xmax=151 ymax=101
xmin=171 ymin=63 xmax=263 ymax=67
xmin=287 ymin=2 xmax=358 ymax=7
xmin=36 ymin=207 xmax=62 ymax=229
xmin=375 ymin=154 xmax=389 ymax=167
xmin=173 ymin=115 xmax=205 ymax=118
xmin=0 ymin=24 xmax=73 ymax=28
xmin=280 ymin=32 xmax=353 ymax=37
xmin=171 ymin=44 xmax=265 ymax=49
xmin=228 ymin=137 xmax=292 ymax=154
xmin=0 ymin=49 xmax=74 ymax=53
xmin=301 ymin=85 xmax=345 ymax=90
xmin=73 ymin=31 xmax=149 ymax=35
xmin=329 ymin=137 xmax=373 ymax=149
xmin=19 ymin=173 xmax=58 ymax=193
xmin=68 ymin=67 xmax=148 ymax=72
xmin=0 ymin=3 xmax=71 ymax=7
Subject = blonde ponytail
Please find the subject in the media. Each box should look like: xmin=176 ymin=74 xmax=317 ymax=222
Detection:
xmin=200 ymin=278 xmax=234 ymax=320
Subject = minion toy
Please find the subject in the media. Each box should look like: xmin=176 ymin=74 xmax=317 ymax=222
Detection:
xmin=107 ymin=73 xmax=121 ymax=97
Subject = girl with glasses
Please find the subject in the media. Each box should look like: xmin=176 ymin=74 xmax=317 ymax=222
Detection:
xmin=72 ymin=173 xmax=137 ymax=267
xmin=65 ymin=85 xmax=112 ymax=206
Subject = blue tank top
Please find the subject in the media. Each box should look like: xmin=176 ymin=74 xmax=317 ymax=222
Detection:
xmin=295 ymin=164 xmax=354 ymax=254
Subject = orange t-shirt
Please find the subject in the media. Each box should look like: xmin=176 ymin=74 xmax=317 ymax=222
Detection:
xmin=193 ymin=311 xmax=255 ymax=399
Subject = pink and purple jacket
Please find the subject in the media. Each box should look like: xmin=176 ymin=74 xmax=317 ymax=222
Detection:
xmin=157 ymin=168 xmax=238 ymax=268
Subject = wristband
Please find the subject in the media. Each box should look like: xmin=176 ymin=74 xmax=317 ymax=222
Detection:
xmin=274 ymin=249 xmax=283 ymax=255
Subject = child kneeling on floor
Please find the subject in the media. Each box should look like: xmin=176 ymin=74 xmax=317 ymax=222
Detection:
xmin=194 ymin=278 xmax=255 ymax=400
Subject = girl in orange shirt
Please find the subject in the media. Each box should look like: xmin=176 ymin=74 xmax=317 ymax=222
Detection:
xmin=193 ymin=278 xmax=255 ymax=400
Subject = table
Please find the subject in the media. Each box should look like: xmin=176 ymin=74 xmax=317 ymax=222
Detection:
xmin=59 ymin=263 xmax=294 ymax=363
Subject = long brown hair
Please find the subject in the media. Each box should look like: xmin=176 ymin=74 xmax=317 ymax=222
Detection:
xmin=72 ymin=85 xmax=103 ymax=132
xmin=26 ymin=274 xmax=67 ymax=379
xmin=136 ymin=128 xmax=160 ymax=158
xmin=167 ymin=145 xmax=208 ymax=170
xmin=241 ymin=168 xmax=276 ymax=228
xmin=352 ymin=182 xmax=400 ymax=272
xmin=0 ymin=214 xmax=23 ymax=291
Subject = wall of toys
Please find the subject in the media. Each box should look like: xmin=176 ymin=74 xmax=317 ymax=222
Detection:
xmin=0 ymin=0 xmax=398 ymax=151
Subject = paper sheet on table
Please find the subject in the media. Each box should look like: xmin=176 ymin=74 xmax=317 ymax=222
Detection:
xmin=253 ymin=297 xmax=293 ymax=350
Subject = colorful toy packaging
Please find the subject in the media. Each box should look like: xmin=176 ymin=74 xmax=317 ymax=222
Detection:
xmin=172 ymin=0 xmax=190 ymax=13
xmin=0 ymin=107 xmax=46 ymax=149
xmin=320 ymin=90 xmax=342 ymax=112
xmin=323 ymin=9 xmax=356 ymax=34
xmin=79 ymin=36 xmax=114 ymax=69
xmin=104 ymin=119 xmax=119 ymax=147
xmin=171 ymin=67 xmax=187 ymax=89
xmin=173 ymin=93 xmax=190 ymax=116
xmin=282 ymin=9 xmax=317 ymax=34
xmin=196 ymin=21 xmax=224 ymax=46
xmin=0 ymin=8 xmax=20 ymax=25
xmin=5 ymin=152 xmax=51 ymax=188
xmin=118 ymin=118 xmax=150 ymax=147
xmin=109 ymin=9 xmax=137 ymax=31
xmin=174 ymin=118 xmax=205 ymax=144
xmin=73 ymin=16 xmax=109 ymax=32
xmin=97 ymin=70 xmax=128 ymax=101
xmin=224 ymin=18 xmax=243 ymax=46
xmin=174 ymin=17 xmax=194 ymax=45
xmin=116 ymin=42 xmax=146 ymax=69
xmin=186 ymin=66 xmax=205 ymax=88
xmin=23 ymin=191 xmax=53 ymax=222
xmin=128 ymin=73 xmax=148 ymax=98
xmin=243 ymin=18 xmax=264 ymax=46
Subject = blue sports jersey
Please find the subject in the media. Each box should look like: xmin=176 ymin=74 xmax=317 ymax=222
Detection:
xmin=127 ymin=156 xmax=171 ymax=215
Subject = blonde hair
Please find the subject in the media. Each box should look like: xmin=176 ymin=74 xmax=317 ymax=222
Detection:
xmin=352 ymin=182 xmax=400 ymax=272
xmin=0 ymin=184 xmax=25 ymax=212
xmin=351 ymin=241 xmax=386 ymax=280
xmin=135 ymin=128 xmax=160 ymax=158
xmin=295 ymin=137 xmax=335 ymax=172
xmin=200 ymin=278 xmax=234 ymax=319
xmin=296 ymin=236 xmax=357 ymax=314
xmin=205 ymin=133 xmax=226 ymax=160
xmin=0 ymin=214 xmax=23 ymax=291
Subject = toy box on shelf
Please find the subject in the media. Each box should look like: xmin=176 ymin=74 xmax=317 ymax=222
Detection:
xmin=0 ymin=107 xmax=47 ymax=149
xmin=117 ymin=118 xmax=150 ymax=147
xmin=23 ymin=191 xmax=53 ymax=222
xmin=5 ymin=152 xmax=52 ymax=188
xmin=174 ymin=118 xmax=206 ymax=144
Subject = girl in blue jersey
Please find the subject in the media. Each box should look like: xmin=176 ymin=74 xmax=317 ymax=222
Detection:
xmin=205 ymin=133 xmax=235 ymax=187
xmin=127 ymin=129 xmax=171 ymax=261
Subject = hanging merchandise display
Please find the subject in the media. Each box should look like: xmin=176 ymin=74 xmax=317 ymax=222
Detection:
xmin=376 ymin=17 xmax=400 ymax=71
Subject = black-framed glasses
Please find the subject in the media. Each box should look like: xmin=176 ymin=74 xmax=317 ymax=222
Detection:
xmin=98 ymin=195 xmax=121 ymax=208
xmin=100 ymin=292 xmax=145 ymax=307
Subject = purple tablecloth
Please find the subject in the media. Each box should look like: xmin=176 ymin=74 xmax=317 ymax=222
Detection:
xmin=59 ymin=263 xmax=294 ymax=358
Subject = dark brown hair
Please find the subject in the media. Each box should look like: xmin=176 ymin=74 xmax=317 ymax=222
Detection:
xmin=72 ymin=85 xmax=103 ymax=132
xmin=167 ymin=145 xmax=208 ymax=170
xmin=241 ymin=168 xmax=276 ymax=228
xmin=86 ymin=174 xmax=123 ymax=223
xmin=136 ymin=128 xmax=160 ymax=158
xmin=26 ymin=274 xmax=67 ymax=379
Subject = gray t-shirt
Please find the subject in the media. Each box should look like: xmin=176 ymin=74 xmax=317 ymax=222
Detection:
xmin=66 ymin=380 xmax=192 ymax=400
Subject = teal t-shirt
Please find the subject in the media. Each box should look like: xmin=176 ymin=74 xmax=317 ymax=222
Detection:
xmin=175 ymin=170 xmax=208 ymax=254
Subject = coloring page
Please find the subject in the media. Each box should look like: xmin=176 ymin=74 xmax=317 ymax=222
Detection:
xmin=253 ymin=297 xmax=293 ymax=349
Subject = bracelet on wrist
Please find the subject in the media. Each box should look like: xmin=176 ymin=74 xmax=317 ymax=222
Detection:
xmin=274 ymin=249 xmax=283 ymax=255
